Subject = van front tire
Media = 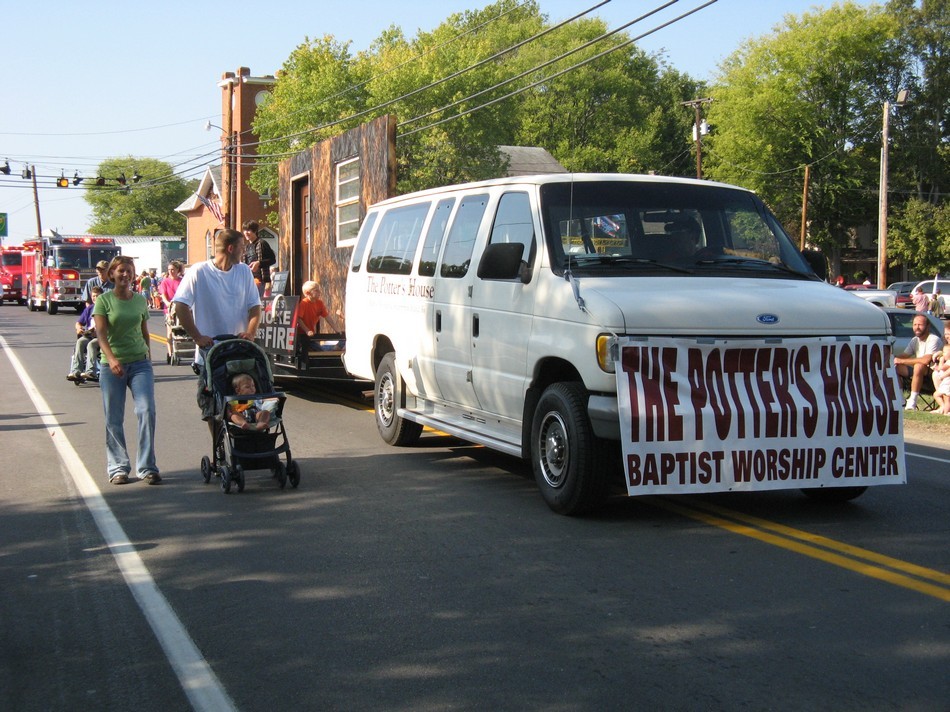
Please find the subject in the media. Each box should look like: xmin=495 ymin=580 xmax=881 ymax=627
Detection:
xmin=375 ymin=352 xmax=422 ymax=446
xmin=531 ymin=382 xmax=608 ymax=516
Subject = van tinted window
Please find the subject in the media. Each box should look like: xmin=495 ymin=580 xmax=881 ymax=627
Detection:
xmin=367 ymin=203 xmax=430 ymax=275
xmin=489 ymin=192 xmax=535 ymax=266
xmin=441 ymin=194 xmax=489 ymax=279
xmin=418 ymin=198 xmax=456 ymax=277
xmin=349 ymin=211 xmax=378 ymax=272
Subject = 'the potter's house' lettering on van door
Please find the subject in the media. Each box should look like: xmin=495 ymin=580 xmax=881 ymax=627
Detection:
xmin=366 ymin=275 xmax=435 ymax=299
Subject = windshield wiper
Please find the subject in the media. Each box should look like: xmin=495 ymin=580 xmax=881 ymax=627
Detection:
xmin=566 ymin=254 xmax=694 ymax=274
xmin=694 ymin=256 xmax=815 ymax=279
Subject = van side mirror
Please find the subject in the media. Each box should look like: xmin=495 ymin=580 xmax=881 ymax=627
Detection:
xmin=801 ymin=249 xmax=827 ymax=280
xmin=478 ymin=242 xmax=525 ymax=281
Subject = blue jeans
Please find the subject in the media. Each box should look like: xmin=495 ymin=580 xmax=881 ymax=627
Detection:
xmin=70 ymin=335 xmax=100 ymax=374
xmin=99 ymin=359 xmax=158 ymax=480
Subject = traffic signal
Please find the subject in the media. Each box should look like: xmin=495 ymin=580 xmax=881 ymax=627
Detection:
xmin=56 ymin=173 xmax=69 ymax=188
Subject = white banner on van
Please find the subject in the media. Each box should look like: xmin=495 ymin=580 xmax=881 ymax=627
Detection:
xmin=614 ymin=336 xmax=906 ymax=495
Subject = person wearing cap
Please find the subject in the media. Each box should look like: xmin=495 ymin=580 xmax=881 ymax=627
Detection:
xmin=82 ymin=259 xmax=115 ymax=304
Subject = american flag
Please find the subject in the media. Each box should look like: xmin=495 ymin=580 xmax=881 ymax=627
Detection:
xmin=197 ymin=194 xmax=225 ymax=225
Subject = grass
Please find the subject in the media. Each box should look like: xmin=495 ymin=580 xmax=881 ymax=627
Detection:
xmin=903 ymin=407 xmax=950 ymax=440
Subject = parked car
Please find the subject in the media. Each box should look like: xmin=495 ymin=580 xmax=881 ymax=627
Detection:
xmin=887 ymin=281 xmax=918 ymax=309
xmin=843 ymin=284 xmax=897 ymax=307
xmin=883 ymin=308 xmax=944 ymax=354
xmin=912 ymin=279 xmax=950 ymax=315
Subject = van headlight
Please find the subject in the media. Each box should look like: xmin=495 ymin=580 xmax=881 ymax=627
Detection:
xmin=597 ymin=334 xmax=618 ymax=373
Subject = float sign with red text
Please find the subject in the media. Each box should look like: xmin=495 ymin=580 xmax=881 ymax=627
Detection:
xmin=615 ymin=336 xmax=906 ymax=495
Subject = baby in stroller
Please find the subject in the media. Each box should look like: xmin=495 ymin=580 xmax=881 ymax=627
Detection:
xmin=199 ymin=338 xmax=300 ymax=493
xmin=227 ymin=373 xmax=273 ymax=432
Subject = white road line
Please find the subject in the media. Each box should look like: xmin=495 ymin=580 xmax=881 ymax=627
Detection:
xmin=906 ymin=451 xmax=950 ymax=464
xmin=1 ymin=336 xmax=236 ymax=712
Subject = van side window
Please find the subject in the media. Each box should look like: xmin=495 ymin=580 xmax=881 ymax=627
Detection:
xmin=488 ymin=191 xmax=535 ymax=265
xmin=440 ymin=194 xmax=489 ymax=279
xmin=418 ymin=198 xmax=456 ymax=277
xmin=349 ymin=211 xmax=378 ymax=272
xmin=366 ymin=203 xmax=431 ymax=275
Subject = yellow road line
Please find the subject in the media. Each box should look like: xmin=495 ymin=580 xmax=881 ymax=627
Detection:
xmin=654 ymin=498 xmax=950 ymax=602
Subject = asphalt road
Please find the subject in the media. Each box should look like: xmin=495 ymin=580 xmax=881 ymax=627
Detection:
xmin=1 ymin=305 xmax=947 ymax=711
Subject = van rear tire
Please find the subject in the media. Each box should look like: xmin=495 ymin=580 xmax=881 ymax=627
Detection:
xmin=375 ymin=352 xmax=422 ymax=446
xmin=531 ymin=382 xmax=608 ymax=516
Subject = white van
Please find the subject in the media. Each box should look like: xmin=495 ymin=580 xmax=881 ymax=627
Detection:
xmin=912 ymin=279 xmax=950 ymax=314
xmin=344 ymin=174 xmax=904 ymax=514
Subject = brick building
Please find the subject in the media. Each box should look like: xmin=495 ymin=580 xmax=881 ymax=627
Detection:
xmin=176 ymin=67 xmax=277 ymax=265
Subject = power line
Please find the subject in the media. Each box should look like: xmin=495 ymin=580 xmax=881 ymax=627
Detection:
xmin=242 ymin=0 xmax=622 ymax=154
xmin=399 ymin=0 xmax=683 ymax=130
xmin=401 ymin=1 xmax=717 ymax=138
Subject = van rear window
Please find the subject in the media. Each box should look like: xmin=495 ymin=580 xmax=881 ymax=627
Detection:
xmin=366 ymin=203 xmax=431 ymax=275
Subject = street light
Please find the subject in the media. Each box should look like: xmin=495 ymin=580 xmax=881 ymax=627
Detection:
xmin=877 ymin=89 xmax=909 ymax=289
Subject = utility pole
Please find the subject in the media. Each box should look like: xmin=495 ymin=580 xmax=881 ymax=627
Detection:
xmin=682 ymin=98 xmax=712 ymax=179
xmin=877 ymin=90 xmax=909 ymax=289
xmin=31 ymin=165 xmax=42 ymax=238
xmin=800 ymin=164 xmax=811 ymax=251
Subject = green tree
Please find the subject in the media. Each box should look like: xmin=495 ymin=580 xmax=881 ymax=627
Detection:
xmin=250 ymin=0 xmax=697 ymax=197
xmin=889 ymin=197 xmax=950 ymax=274
xmin=248 ymin=35 xmax=366 ymax=199
xmin=85 ymin=157 xmax=193 ymax=235
xmin=704 ymin=2 xmax=903 ymax=273
xmin=885 ymin=0 xmax=950 ymax=273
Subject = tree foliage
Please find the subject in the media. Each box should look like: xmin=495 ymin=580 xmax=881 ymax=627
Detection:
xmin=704 ymin=3 xmax=903 ymax=264
xmin=888 ymin=197 xmax=950 ymax=274
xmin=250 ymin=0 xmax=702 ymax=196
xmin=885 ymin=0 xmax=950 ymax=272
xmin=85 ymin=157 xmax=193 ymax=235
xmin=705 ymin=1 xmax=949 ymax=277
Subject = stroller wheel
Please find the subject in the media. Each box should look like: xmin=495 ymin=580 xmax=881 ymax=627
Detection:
xmin=288 ymin=460 xmax=301 ymax=489
xmin=235 ymin=464 xmax=245 ymax=493
xmin=274 ymin=461 xmax=287 ymax=489
xmin=172 ymin=353 xmax=181 ymax=366
xmin=166 ymin=352 xmax=171 ymax=365
xmin=200 ymin=455 xmax=212 ymax=483
xmin=220 ymin=465 xmax=232 ymax=494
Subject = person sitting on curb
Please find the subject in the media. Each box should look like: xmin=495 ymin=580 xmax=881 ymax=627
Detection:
xmin=895 ymin=313 xmax=943 ymax=410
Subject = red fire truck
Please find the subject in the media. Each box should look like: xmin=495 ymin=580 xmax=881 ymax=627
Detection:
xmin=0 ymin=245 xmax=27 ymax=305
xmin=22 ymin=235 xmax=120 ymax=314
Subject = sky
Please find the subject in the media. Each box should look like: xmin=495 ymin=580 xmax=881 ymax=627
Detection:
xmin=0 ymin=0 xmax=877 ymax=244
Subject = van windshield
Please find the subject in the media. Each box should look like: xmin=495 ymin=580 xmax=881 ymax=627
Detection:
xmin=539 ymin=181 xmax=815 ymax=279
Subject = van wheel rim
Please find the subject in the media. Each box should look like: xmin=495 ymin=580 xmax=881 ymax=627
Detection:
xmin=377 ymin=373 xmax=395 ymax=427
xmin=538 ymin=412 xmax=568 ymax=488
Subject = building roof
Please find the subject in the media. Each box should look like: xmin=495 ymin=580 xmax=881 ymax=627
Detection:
xmin=51 ymin=231 xmax=183 ymax=242
xmin=175 ymin=165 xmax=223 ymax=213
xmin=498 ymin=146 xmax=566 ymax=175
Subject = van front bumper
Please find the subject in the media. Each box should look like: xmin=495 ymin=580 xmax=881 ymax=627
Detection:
xmin=588 ymin=394 xmax=620 ymax=440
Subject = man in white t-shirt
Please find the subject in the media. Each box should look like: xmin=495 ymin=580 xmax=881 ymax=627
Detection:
xmin=173 ymin=229 xmax=262 ymax=421
xmin=895 ymin=313 xmax=943 ymax=410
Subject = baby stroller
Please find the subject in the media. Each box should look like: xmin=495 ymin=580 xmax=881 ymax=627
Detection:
xmin=166 ymin=305 xmax=196 ymax=367
xmin=199 ymin=337 xmax=300 ymax=493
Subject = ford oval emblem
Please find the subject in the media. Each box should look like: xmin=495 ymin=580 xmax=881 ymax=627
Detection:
xmin=757 ymin=313 xmax=780 ymax=325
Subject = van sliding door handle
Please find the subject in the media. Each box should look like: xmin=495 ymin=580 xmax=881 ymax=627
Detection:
xmin=472 ymin=314 xmax=479 ymax=338
xmin=436 ymin=310 xmax=442 ymax=332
